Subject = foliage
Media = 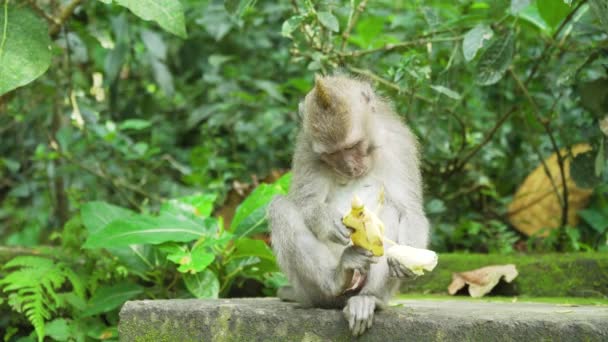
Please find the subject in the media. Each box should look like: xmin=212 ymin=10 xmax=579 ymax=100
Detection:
xmin=0 ymin=256 xmax=84 ymax=342
xmin=0 ymin=175 xmax=288 ymax=341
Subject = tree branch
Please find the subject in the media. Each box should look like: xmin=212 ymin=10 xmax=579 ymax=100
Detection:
xmin=509 ymin=68 xmax=568 ymax=229
xmin=339 ymin=36 xmax=462 ymax=58
xmin=48 ymin=0 xmax=83 ymax=38
xmin=448 ymin=0 xmax=586 ymax=174
xmin=340 ymin=0 xmax=368 ymax=51
xmin=27 ymin=0 xmax=58 ymax=26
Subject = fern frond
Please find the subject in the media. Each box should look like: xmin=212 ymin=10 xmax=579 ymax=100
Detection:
xmin=0 ymin=256 xmax=84 ymax=342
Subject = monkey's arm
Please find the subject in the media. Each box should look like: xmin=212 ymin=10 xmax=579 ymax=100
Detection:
xmin=290 ymin=143 xmax=350 ymax=244
xmin=269 ymin=195 xmax=376 ymax=304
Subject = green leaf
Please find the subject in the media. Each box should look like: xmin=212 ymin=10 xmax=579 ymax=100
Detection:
xmin=45 ymin=319 xmax=71 ymax=341
xmin=275 ymin=172 xmax=292 ymax=192
xmin=165 ymin=244 xmax=215 ymax=274
xmin=579 ymin=209 xmax=608 ymax=233
xmin=0 ymin=6 xmax=51 ymax=95
xmin=160 ymin=193 xmax=217 ymax=218
xmin=151 ymin=59 xmax=174 ymax=96
xmin=570 ymin=151 xmax=601 ymax=188
xmin=179 ymin=249 xmax=214 ymax=273
xmin=224 ymin=0 xmax=256 ymax=17
xmin=83 ymin=213 xmax=214 ymax=248
xmin=349 ymin=16 xmax=386 ymax=48
xmin=517 ymin=3 xmax=551 ymax=32
xmin=281 ymin=15 xmax=304 ymax=38
xmin=590 ymin=0 xmax=608 ymax=33
xmin=317 ymin=11 xmax=339 ymax=32
xmin=596 ymin=138 xmax=605 ymax=177
xmin=462 ymin=24 xmax=493 ymax=62
xmin=81 ymin=201 xmax=136 ymax=234
xmin=114 ymin=0 xmax=187 ymax=38
xmin=430 ymin=85 xmax=462 ymax=100
xmin=578 ymin=78 xmax=608 ymax=118
xmin=230 ymin=238 xmax=275 ymax=261
xmin=81 ymin=283 xmax=143 ymax=317
xmin=231 ymin=182 xmax=288 ymax=237
xmin=119 ymin=119 xmax=152 ymax=131
xmin=475 ymin=31 xmax=515 ymax=86
xmin=183 ymin=269 xmax=219 ymax=298
xmin=254 ymin=80 xmax=286 ymax=103
xmin=511 ymin=0 xmax=531 ymax=14
xmin=537 ymin=0 xmax=570 ymax=29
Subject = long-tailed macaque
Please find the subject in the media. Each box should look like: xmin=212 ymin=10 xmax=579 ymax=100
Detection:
xmin=268 ymin=74 xmax=430 ymax=336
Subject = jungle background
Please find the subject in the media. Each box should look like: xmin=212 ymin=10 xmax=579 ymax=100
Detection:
xmin=1 ymin=0 xmax=608 ymax=340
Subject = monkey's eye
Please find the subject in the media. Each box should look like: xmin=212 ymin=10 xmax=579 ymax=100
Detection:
xmin=346 ymin=141 xmax=361 ymax=151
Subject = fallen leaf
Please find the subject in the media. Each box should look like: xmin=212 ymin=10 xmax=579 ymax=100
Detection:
xmin=448 ymin=264 xmax=518 ymax=298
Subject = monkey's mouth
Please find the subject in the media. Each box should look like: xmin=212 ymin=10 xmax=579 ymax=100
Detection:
xmin=348 ymin=167 xmax=369 ymax=179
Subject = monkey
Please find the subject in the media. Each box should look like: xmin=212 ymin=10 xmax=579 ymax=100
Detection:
xmin=268 ymin=74 xmax=430 ymax=336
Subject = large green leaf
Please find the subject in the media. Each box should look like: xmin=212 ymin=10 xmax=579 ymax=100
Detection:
xmin=81 ymin=283 xmax=143 ymax=317
xmin=230 ymin=173 xmax=291 ymax=237
xmin=0 ymin=6 xmax=51 ymax=95
xmin=81 ymin=201 xmax=136 ymax=234
xmin=114 ymin=0 xmax=187 ymax=38
xmin=183 ymin=269 xmax=219 ymax=298
xmin=475 ymin=31 xmax=514 ymax=86
xmin=83 ymin=213 xmax=215 ymax=248
xmin=160 ymin=193 xmax=217 ymax=218
xmin=537 ymin=0 xmax=570 ymax=30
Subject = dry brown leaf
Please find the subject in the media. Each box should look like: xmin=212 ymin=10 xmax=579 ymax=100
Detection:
xmin=448 ymin=264 xmax=518 ymax=298
xmin=508 ymin=144 xmax=593 ymax=237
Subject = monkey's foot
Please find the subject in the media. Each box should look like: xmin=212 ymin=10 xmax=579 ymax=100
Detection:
xmin=343 ymin=295 xmax=376 ymax=336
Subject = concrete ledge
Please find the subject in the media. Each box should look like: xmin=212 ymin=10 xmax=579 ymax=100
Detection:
xmin=119 ymin=298 xmax=608 ymax=341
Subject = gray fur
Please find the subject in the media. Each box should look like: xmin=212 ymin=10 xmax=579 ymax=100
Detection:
xmin=268 ymin=74 xmax=430 ymax=336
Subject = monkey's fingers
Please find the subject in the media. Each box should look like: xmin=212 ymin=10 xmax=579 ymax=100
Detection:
xmin=398 ymin=264 xmax=418 ymax=279
xmin=333 ymin=218 xmax=352 ymax=245
xmin=388 ymin=258 xmax=397 ymax=277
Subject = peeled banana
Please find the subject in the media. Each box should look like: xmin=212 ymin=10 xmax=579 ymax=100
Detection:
xmin=385 ymin=245 xmax=438 ymax=276
xmin=341 ymin=194 xmax=438 ymax=275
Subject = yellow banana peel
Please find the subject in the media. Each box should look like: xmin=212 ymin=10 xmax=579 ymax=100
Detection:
xmin=342 ymin=195 xmax=385 ymax=256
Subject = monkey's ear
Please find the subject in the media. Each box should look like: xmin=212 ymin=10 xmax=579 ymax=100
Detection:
xmin=314 ymin=75 xmax=332 ymax=109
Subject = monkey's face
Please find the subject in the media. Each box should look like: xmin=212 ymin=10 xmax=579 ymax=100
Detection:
xmin=318 ymin=138 xmax=375 ymax=179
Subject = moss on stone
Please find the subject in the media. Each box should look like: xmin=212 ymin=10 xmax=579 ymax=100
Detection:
xmin=400 ymin=252 xmax=608 ymax=297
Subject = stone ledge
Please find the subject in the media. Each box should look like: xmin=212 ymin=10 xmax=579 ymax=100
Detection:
xmin=119 ymin=298 xmax=608 ymax=341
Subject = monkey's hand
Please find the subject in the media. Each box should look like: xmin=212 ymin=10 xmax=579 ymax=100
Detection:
xmin=308 ymin=207 xmax=351 ymax=245
xmin=387 ymin=254 xmax=418 ymax=279
xmin=340 ymin=246 xmax=379 ymax=273
xmin=343 ymin=295 xmax=376 ymax=336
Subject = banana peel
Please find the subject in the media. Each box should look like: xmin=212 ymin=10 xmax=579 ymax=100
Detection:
xmin=342 ymin=195 xmax=385 ymax=256
xmin=341 ymin=193 xmax=438 ymax=275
